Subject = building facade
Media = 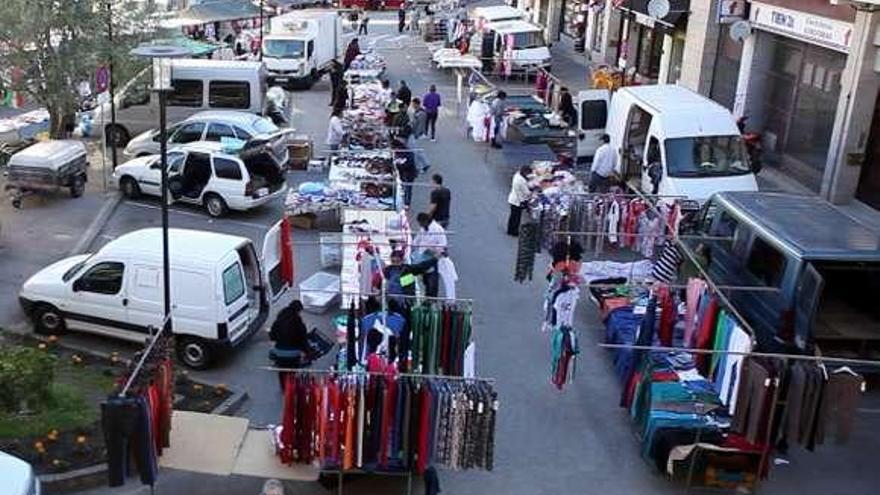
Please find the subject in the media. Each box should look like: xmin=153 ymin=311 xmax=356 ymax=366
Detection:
xmin=572 ymin=0 xmax=880 ymax=208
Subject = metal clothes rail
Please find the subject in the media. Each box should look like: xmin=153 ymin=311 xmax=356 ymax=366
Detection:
xmin=552 ymin=230 xmax=734 ymax=242
xmin=584 ymin=281 xmax=781 ymax=293
xmin=295 ymin=286 xmax=474 ymax=303
xmin=118 ymin=314 xmax=171 ymax=398
xmin=260 ymin=366 xmax=495 ymax=383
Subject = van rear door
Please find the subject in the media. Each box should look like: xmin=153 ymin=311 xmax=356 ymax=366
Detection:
xmin=576 ymin=90 xmax=610 ymax=160
xmin=795 ymin=263 xmax=824 ymax=350
xmin=261 ymin=219 xmax=293 ymax=304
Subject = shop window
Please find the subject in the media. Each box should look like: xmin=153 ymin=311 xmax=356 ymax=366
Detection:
xmin=209 ymin=81 xmax=250 ymax=109
xmin=167 ymin=79 xmax=203 ymax=107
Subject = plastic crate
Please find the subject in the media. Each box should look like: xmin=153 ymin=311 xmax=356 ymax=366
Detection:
xmin=320 ymin=233 xmax=343 ymax=268
xmin=299 ymin=272 xmax=340 ymax=314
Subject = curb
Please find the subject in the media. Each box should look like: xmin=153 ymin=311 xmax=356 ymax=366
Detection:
xmin=68 ymin=191 xmax=122 ymax=256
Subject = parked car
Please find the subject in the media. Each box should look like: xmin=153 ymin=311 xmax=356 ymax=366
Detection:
xmin=691 ymin=191 xmax=880 ymax=367
xmin=0 ymin=450 xmax=40 ymax=495
xmin=123 ymin=110 xmax=288 ymax=164
xmin=4 ymin=140 xmax=88 ymax=208
xmin=19 ymin=223 xmax=290 ymax=369
xmin=113 ymin=141 xmax=287 ymax=217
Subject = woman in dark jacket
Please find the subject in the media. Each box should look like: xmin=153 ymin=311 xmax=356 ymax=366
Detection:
xmin=343 ymin=38 xmax=361 ymax=70
xmin=270 ymin=299 xmax=310 ymax=389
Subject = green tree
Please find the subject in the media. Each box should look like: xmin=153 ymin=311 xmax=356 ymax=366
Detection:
xmin=0 ymin=0 xmax=153 ymax=137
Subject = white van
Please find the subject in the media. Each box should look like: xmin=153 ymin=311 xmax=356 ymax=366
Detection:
xmin=19 ymin=224 xmax=290 ymax=369
xmin=479 ymin=20 xmax=551 ymax=72
xmin=94 ymin=59 xmax=267 ymax=147
xmin=472 ymin=5 xmax=525 ymax=30
xmin=576 ymin=85 xmax=758 ymax=205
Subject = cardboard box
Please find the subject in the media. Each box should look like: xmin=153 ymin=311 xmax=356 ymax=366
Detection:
xmin=288 ymin=213 xmax=317 ymax=230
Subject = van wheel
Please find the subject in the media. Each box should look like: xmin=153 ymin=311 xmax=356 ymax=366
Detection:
xmin=177 ymin=337 xmax=213 ymax=370
xmin=106 ymin=124 xmax=130 ymax=148
xmin=204 ymin=193 xmax=228 ymax=218
xmin=120 ymin=176 xmax=140 ymax=199
xmin=33 ymin=304 xmax=66 ymax=335
xmin=70 ymin=176 xmax=85 ymax=198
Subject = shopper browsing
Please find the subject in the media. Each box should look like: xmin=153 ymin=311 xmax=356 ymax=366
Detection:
xmin=391 ymin=138 xmax=417 ymax=207
xmin=358 ymin=11 xmax=370 ymax=35
xmin=428 ymin=173 xmax=451 ymax=228
xmin=422 ymin=85 xmax=441 ymax=141
xmin=397 ymin=80 xmax=412 ymax=106
xmin=269 ymin=300 xmax=310 ymax=390
xmin=326 ymin=108 xmax=345 ymax=151
xmin=490 ymin=91 xmax=507 ymax=149
xmin=589 ymin=134 xmax=616 ymax=193
xmin=409 ymin=98 xmax=428 ymax=139
xmin=507 ymin=165 xmax=533 ymax=236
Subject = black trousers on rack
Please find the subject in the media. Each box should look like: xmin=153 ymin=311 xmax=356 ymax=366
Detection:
xmin=101 ymin=396 xmax=157 ymax=487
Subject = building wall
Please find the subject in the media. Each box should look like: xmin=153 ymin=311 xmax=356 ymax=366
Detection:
xmin=677 ymin=0 xmax=720 ymax=94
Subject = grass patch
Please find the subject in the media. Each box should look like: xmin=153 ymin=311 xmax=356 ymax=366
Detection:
xmin=0 ymin=382 xmax=97 ymax=439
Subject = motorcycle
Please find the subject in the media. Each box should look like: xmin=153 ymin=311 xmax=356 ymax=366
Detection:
xmin=737 ymin=116 xmax=763 ymax=174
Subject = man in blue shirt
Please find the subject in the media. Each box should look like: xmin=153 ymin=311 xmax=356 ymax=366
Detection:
xmin=422 ymin=85 xmax=441 ymax=141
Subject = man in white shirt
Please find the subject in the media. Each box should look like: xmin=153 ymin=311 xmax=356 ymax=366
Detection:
xmin=506 ymin=165 xmax=533 ymax=236
xmin=326 ymin=108 xmax=345 ymax=151
xmin=589 ymin=133 xmax=616 ymax=193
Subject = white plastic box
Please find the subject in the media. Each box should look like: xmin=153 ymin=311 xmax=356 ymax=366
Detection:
xmin=299 ymin=271 xmax=340 ymax=313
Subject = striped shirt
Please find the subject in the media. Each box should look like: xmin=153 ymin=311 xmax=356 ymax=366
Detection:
xmin=652 ymin=240 xmax=684 ymax=283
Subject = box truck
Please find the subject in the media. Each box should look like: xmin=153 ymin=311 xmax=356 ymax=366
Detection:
xmin=263 ymin=10 xmax=343 ymax=89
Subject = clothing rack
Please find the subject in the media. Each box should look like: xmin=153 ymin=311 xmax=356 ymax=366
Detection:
xmin=584 ymin=281 xmax=781 ymax=293
xmin=553 ymin=230 xmax=734 ymax=242
xmin=624 ymin=185 xmax=761 ymax=344
xmin=260 ymin=366 xmax=495 ymax=383
xmin=599 ymin=341 xmax=876 ymax=495
xmin=118 ymin=315 xmax=170 ymax=397
xmin=296 ymin=286 xmax=475 ymax=303
xmin=555 ymin=191 xmax=689 ymax=198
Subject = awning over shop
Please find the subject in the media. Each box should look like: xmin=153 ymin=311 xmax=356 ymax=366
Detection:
xmin=615 ymin=0 xmax=690 ymax=29
xmin=171 ymin=0 xmax=263 ymax=26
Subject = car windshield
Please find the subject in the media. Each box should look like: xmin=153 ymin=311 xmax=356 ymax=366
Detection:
xmin=664 ymin=135 xmax=751 ymax=177
xmin=62 ymin=256 xmax=93 ymax=282
xmin=251 ymin=118 xmax=279 ymax=135
xmin=511 ymin=31 xmax=545 ymax=50
xmin=263 ymin=39 xmax=305 ymax=59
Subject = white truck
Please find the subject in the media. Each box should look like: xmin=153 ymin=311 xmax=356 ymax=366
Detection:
xmin=479 ymin=20 xmax=552 ymax=73
xmin=263 ymin=10 xmax=343 ymax=89
xmin=575 ymin=84 xmax=759 ymax=207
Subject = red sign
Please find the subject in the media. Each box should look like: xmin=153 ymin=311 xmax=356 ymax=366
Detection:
xmin=95 ymin=66 xmax=110 ymax=93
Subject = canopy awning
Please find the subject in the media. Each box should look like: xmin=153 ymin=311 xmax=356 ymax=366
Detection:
xmin=616 ymin=0 xmax=690 ymax=29
xmin=170 ymin=0 xmax=263 ymax=26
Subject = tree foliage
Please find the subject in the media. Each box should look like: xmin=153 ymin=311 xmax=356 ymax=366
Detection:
xmin=0 ymin=0 xmax=154 ymax=137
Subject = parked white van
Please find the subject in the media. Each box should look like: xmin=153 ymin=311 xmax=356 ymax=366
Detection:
xmin=576 ymin=85 xmax=758 ymax=205
xmin=479 ymin=20 xmax=551 ymax=72
xmin=472 ymin=5 xmax=525 ymax=29
xmin=19 ymin=224 xmax=290 ymax=369
xmin=94 ymin=59 xmax=267 ymax=147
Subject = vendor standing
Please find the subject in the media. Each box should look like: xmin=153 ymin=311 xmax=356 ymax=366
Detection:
xmin=326 ymin=108 xmax=345 ymax=151
xmin=507 ymin=165 xmax=533 ymax=236
xmin=490 ymin=91 xmax=507 ymax=149
xmin=589 ymin=134 xmax=616 ymax=193
xmin=269 ymin=300 xmax=310 ymax=390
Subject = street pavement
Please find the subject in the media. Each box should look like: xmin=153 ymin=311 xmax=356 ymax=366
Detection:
xmin=5 ymin=11 xmax=880 ymax=495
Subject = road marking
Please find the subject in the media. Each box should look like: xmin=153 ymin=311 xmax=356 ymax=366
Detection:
xmin=123 ymin=201 xmax=269 ymax=231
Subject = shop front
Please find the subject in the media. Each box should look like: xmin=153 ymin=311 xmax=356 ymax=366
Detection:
xmin=738 ymin=1 xmax=853 ymax=192
xmin=610 ymin=0 xmax=689 ymax=84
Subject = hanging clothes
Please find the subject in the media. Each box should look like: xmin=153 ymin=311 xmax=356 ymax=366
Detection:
xmin=514 ymin=221 xmax=539 ymax=283
xmin=550 ymin=325 xmax=579 ymax=390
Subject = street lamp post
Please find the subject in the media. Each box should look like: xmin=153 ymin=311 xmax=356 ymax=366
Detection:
xmin=129 ymin=46 xmax=190 ymax=341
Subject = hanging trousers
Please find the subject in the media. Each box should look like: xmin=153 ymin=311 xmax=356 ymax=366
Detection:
xmin=101 ymin=396 xmax=158 ymax=487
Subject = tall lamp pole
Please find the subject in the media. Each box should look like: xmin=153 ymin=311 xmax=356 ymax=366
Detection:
xmin=106 ymin=1 xmax=118 ymax=169
xmin=129 ymin=46 xmax=190 ymax=344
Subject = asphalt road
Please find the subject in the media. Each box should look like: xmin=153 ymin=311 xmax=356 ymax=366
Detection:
xmin=9 ymin=11 xmax=880 ymax=495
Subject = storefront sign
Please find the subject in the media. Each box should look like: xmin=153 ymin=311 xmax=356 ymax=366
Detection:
xmin=750 ymin=1 xmax=853 ymax=52
xmin=634 ymin=12 xmax=656 ymax=29
xmin=716 ymin=0 xmax=745 ymax=24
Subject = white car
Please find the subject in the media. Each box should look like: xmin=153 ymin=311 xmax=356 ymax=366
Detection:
xmin=0 ymin=451 xmax=40 ymax=495
xmin=123 ymin=110 xmax=288 ymax=164
xmin=113 ymin=142 xmax=287 ymax=217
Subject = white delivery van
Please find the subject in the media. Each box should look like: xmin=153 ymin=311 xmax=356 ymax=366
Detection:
xmin=479 ymin=20 xmax=551 ymax=73
xmin=263 ymin=10 xmax=343 ymax=89
xmin=576 ymin=84 xmax=758 ymax=206
xmin=95 ymin=59 xmax=267 ymax=147
xmin=472 ymin=5 xmax=525 ymax=31
xmin=19 ymin=225 xmax=290 ymax=369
